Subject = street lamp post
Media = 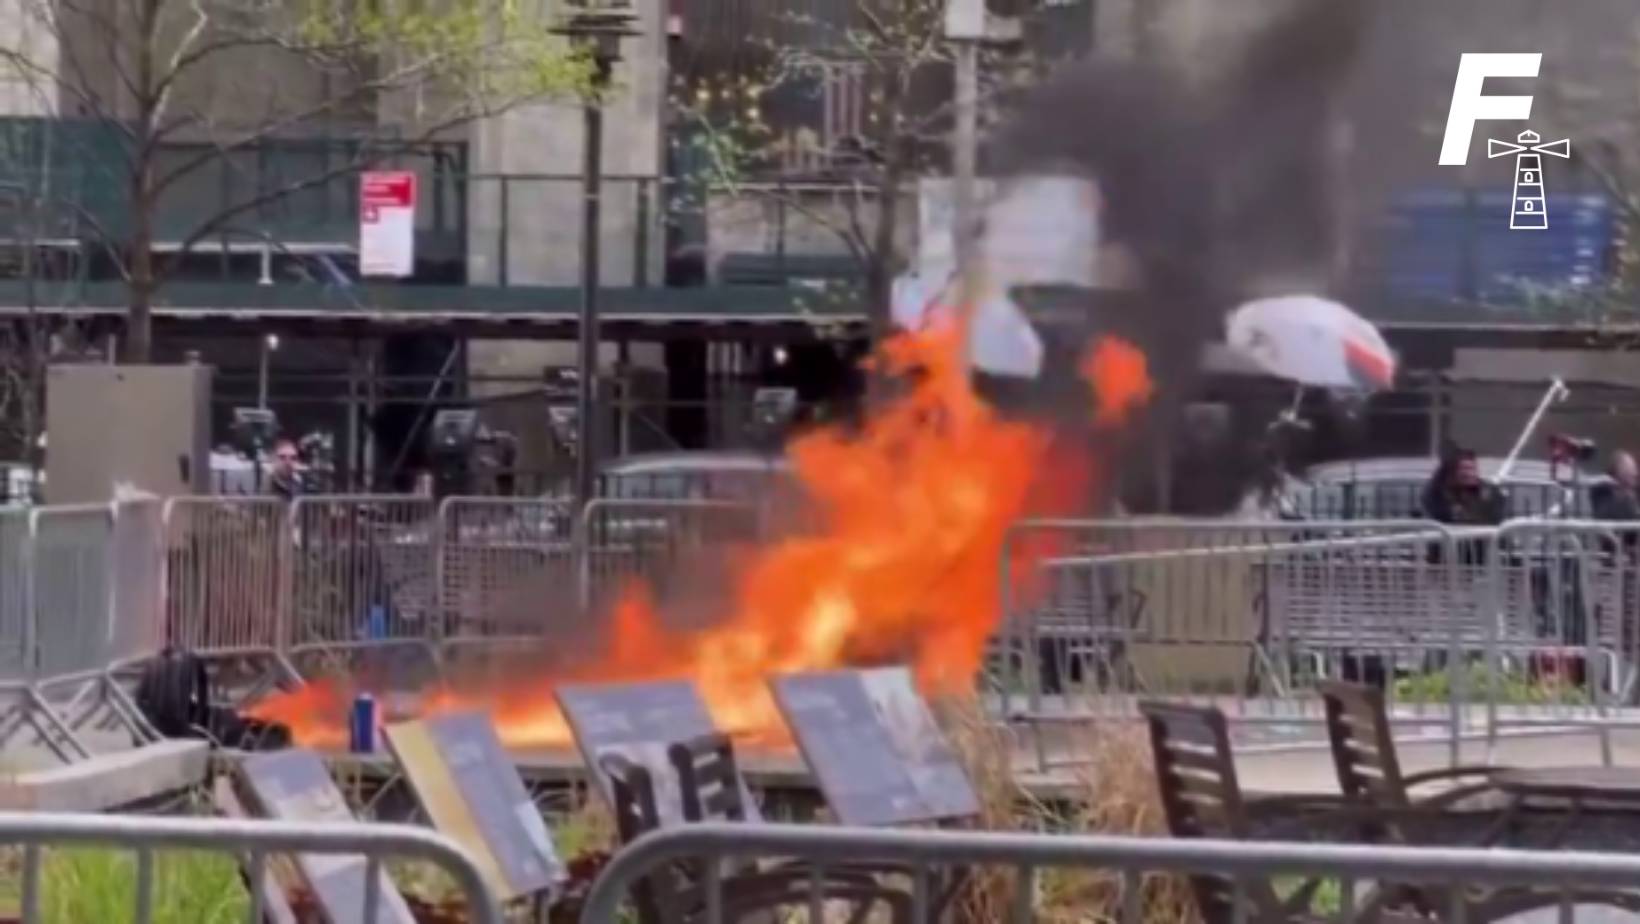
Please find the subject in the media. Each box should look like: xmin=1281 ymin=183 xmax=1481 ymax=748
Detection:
xmin=944 ymin=0 xmax=1018 ymax=375
xmin=555 ymin=0 xmax=639 ymax=511
xmin=258 ymin=333 xmax=280 ymax=409
xmin=947 ymin=0 xmax=983 ymax=381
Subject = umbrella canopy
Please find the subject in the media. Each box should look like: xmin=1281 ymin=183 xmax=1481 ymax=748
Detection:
xmin=891 ymin=273 xmax=1044 ymax=379
xmin=1226 ymin=295 xmax=1396 ymax=390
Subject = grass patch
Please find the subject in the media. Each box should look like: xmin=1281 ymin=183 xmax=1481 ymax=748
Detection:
xmin=553 ymin=792 xmax=616 ymax=861
xmin=1395 ymin=663 xmax=1592 ymax=706
xmin=0 ymin=849 xmax=247 ymax=924
xmin=0 ymin=843 xmax=491 ymax=922
xmin=1276 ymin=876 xmax=1346 ymax=916
xmin=935 ymin=695 xmax=1199 ymax=924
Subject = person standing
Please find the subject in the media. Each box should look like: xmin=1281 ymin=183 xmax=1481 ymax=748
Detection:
xmin=267 ymin=438 xmax=304 ymax=501
xmin=1422 ymin=449 xmax=1506 ymax=526
xmin=1592 ymin=451 xmax=1640 ymax=522
xmin=1593 ymin=450 xmax=1640 ymax=670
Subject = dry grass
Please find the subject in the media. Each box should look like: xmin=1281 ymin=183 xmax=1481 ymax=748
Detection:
xmin=554 ymin=788 xmax=618 ymax=860
xmin=550 ymin=700 xmax=1202 ymax=922
xmin=934 ymin=696 xmax=1198 ymax=924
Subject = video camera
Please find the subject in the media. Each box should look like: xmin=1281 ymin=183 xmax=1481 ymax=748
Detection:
xmin=230 ymin=408 xmax=279 ymax=456
xmin=1549 ymin=433 xmax=1598 ymax=464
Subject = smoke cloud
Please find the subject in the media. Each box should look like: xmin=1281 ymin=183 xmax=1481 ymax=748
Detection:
xmin=991 ymin=0 xmax=1373 ymax=511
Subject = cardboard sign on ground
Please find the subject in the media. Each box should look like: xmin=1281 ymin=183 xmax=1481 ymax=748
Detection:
xmin=385 ymin=711 xmax=562 ymax=902
xmin=237 ymin=749 xmax=418 ymax=924
xmin=556 ymin=680 xmax=761 ymax=826
xmin=212 ymin=776 xmax=299 ymax=924
xmin=770 ymin=667 xmax=980 ymax=827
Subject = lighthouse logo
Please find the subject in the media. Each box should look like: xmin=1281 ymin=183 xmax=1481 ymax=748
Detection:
xmin=1487 ymin=129 xmax=1570 ymax=229
xmin=1438 ymin=53 xmax=1572 ymax=230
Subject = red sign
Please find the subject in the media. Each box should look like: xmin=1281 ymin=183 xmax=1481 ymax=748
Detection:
xmin=360 ymin=171 xmax=417 ymax=277
xmin=362 ymin=172 xmax=416 ymax=208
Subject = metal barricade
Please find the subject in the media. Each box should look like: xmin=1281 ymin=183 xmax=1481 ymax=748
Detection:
xmin=288 ymin=496 xmax=439 ymax=649
xmin=439 ymin=496 xmax=576 ymax=639
xmin=162 ymin=497 xmax=290 ymax=653
xmin=1483 ymin=519 xmax=1640 ymax=759
xmin=577 ymin=499 xmax=763 ymax=611
xmin=28 ymin=504 xmax=115 ymax=680
xmin=0 ymin=509 xmax=29 ymax=679
xmin=0 ymin=812 xmax=502 ymax=924
xmin=1261 ymin=524 xmax=1495 ymax=682
xmin=108 ymin=499 xmax=165 ymax=668
xmin=996 ymin=520 xmax=1475 ymax=765
xmin=582 ymin=822 xmax=1640 ymax=924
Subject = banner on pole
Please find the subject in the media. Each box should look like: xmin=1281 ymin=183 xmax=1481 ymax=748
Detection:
xmin=360 ymin=171 xmax=417 ymax=277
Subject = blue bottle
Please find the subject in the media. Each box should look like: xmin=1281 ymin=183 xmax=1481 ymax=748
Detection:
xmin=350 ymin=693 xmax=377 ymax=753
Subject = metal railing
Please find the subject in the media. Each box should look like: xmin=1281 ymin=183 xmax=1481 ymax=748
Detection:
xmin=576 ymin=498 xmax=764 ymax=612
xmin=0 ymin=812 xmax=502 ymax=924
xmin=28 ymin=504 xmax=117 ymax=680
xmin=439 ymin=496 xmax=575 ymax=639
xmin=23 ymin=492 xmax=1640 ymax=772
xmin=996 ymin=516 xmax=1640 ymax=769
xmin=288 ymin=496 xmax=440 ymax=649
xmin=1479 ymin=520 xmax=1640 ymax=760
xmin=110 ymin=499 xmax=165 ymax=669
xmin=997 ymin=520 xmax=1463 ymax=701
xmin=581 ymin=822 xmax=1640 ymax=924
xmin=163 ymin=496 xmax=290 ymax=653
xmin=0 ymin=508 xmax=30 ymax=678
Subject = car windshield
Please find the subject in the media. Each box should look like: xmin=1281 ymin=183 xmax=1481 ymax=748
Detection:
xmin=599 ymin=459 xmax=790 ymax=503
xmin=1283 ymin=472 xmax=1592 ymax=520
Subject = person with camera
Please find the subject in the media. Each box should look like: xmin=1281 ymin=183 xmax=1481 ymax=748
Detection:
xmin=267 ymin=438 xmax=304 ymax=501
xmin=1422 ymin=448 xmax=1505 ymax=527
xmin=1592 ymin=450 xmax=1640 ymax=522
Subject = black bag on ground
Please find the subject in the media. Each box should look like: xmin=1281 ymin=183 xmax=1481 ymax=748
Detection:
xmin=135 ymin=648 xmax=290 ymax=750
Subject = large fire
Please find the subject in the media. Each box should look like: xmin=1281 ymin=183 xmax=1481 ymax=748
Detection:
xmin=250 ymin=326 xmax=1152 ymax=749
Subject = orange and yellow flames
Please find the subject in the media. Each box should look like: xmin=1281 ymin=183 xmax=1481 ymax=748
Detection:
xmin=250 ymin=327 xmax=1152 ymax=749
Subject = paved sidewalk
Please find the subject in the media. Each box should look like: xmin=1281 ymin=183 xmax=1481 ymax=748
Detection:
xmin=1239 ymin=728 xmax=1640 ymax=795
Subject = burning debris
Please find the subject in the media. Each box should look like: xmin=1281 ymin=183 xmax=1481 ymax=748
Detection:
xmin=250 ymin=0 xmax=1367 ymax=748
xmin=251 ymin=327 xmax=1151 ymax=749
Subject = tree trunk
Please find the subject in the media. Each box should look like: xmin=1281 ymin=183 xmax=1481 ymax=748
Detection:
xmin=22 ymin=197 xmax=42 ymax=477
xmin=865 ymin=79 xmax=907 ymax=344
xmin=126 ymin=211 xmax=154 ymax=364
xmin=125 ymin=0 xmax=158 ymax=365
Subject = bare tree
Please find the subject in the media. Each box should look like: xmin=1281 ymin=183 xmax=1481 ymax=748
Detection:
xmin=672 ymin=0 xmax=1050 ymax=340
xmin=0 ymin=65 xmax=103 ymax=484
xmin=1530 ymin=24 xmax=1640 ymax=323
xmin=0 ymin=0 xmax=592 ymax=361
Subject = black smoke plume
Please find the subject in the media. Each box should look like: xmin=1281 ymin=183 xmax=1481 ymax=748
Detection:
xmin=990 ymin=0 xmax=1372 ymax=512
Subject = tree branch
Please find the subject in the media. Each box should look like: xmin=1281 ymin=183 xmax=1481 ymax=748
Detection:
xmin=151 ymin=97 xmax=530 ymax=283
xmin=148 ymin=34 xmax=523 ymax=200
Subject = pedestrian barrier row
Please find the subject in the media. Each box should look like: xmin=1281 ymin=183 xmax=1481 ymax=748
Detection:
xmin=0 ymin=500 xmax=165 ymax=684
xmin=14 ymin=492 xmax=1640 ymax=765
xmin=999 ymin=517 xmax=1640 ymax=766
xmin=579 ymin=822 xmax=1640 ymax=924
xmin=0 ymin=494 xmax=767 ymax=685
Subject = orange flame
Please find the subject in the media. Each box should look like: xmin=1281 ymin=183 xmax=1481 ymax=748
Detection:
xmin=250 ymin=328 xmax=1152 ymax=748
xmin=1082 ymin=336 xmax=1154 ymax=428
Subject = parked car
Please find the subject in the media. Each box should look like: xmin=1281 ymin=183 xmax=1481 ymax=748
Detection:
xmin=1277 ymin=456 xmax=1599 ymax=521
xmin=596 ymin=450 xmax=793 ymax=502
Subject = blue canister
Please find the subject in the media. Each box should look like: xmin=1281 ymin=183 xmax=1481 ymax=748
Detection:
xmin=349 ymin=693 xmax=377 ymax=753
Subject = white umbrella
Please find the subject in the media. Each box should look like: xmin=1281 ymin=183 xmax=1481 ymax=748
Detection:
xmin=891 ymin=272 xmax=1044 ymax=379
xmin=1226 ymin=295 xmax=1396 ymax=391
